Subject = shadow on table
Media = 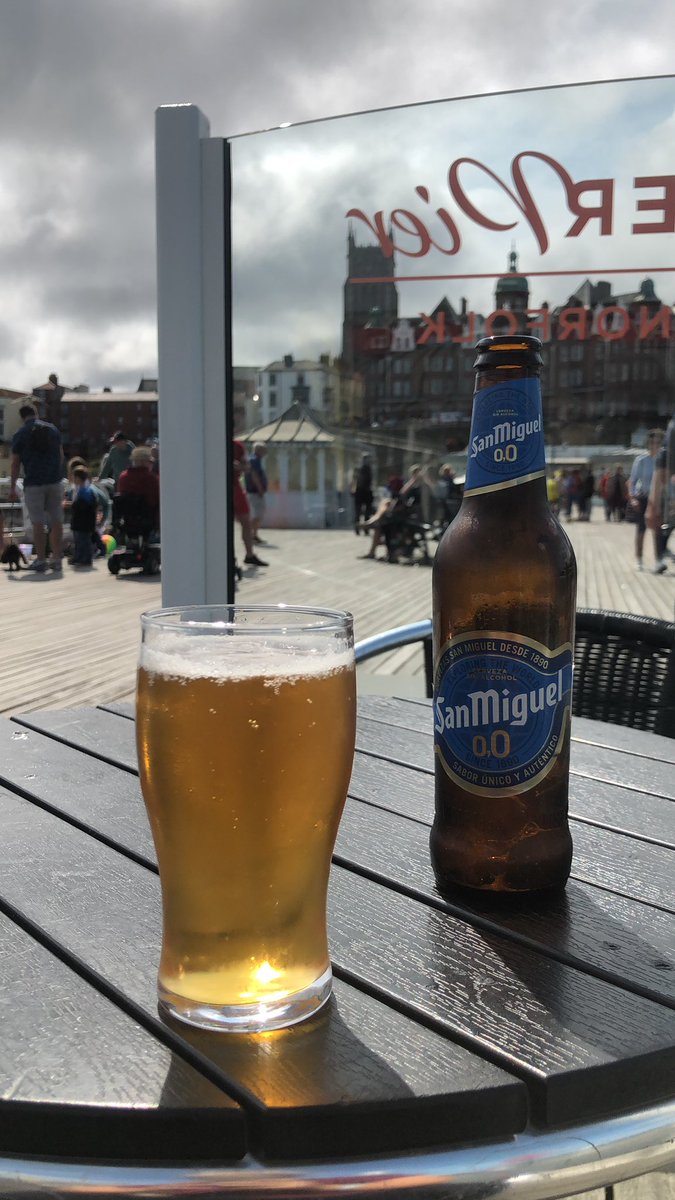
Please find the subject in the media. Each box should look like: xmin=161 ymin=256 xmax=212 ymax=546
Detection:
xmin=433 ymin=878 xmax=675 ymax=1011
xmin=425 ymin=886 xmax=675 ymax=1127
xmin=159 ymin=991 xmax=417 ymax=1161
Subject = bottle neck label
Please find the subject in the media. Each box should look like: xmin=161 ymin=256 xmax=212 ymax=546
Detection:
xmin=464 ymin=377 xmax=546 ymax=497
xmin=434 ymin=632 xmax=573 ymax=797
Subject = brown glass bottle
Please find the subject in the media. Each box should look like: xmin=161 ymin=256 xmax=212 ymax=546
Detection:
xmin=431 ymin=335 xmax=576 ymax=894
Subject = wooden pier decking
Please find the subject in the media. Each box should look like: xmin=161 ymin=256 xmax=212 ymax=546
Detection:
xmin=2 ymin=512 xmax=673 ymax=718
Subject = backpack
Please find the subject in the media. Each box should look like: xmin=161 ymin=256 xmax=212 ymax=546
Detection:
xmin=28 ymin=420 xmax=53 ymax=454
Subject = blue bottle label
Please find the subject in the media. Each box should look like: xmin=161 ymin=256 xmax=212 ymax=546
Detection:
xmin=434 ymin=632 xmax=573 ymax=797
xmin=464 ymin=378 xmax=546 ymax=496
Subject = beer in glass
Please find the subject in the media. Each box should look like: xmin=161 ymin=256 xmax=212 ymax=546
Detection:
xmin=137 ymin=604 xmax=356 ymax=1031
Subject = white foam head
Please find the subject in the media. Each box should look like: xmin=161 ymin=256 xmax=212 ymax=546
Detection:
xmin=140 ymin=629 xmax=353 ymax=683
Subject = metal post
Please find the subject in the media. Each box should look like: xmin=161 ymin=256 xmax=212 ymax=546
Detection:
xmin=155 ymin=103 xmax=233 ymax=607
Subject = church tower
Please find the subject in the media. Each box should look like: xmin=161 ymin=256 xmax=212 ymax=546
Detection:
xmin=494 ymin=250 xmax=530 ymax=330
xmin=341 ymin=229 xmax=398 ymax=366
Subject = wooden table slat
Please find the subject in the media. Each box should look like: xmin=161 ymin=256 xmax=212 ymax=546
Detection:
xmin=0 ymin=911 xmax=244 ymax=1161
xmin=98 ymin=700 xmax=135 ymax=720
xmin=11 ymin=706 xmax=140 ymax=772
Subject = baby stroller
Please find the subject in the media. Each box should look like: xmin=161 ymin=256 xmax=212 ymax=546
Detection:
xmin=107 ymin=493 xmax=161 ymax=576
xmin=383 ymin=499 xmax=432 ymax=565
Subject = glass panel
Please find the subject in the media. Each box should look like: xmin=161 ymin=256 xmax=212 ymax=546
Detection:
xmin=230 ymin=78 xmax=675 ymax=524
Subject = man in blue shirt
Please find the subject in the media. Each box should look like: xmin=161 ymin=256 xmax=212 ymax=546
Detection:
xmin=10 ymin=403 xmax=65 ymax=573
xmin=628 ymin=430 xmax=663 ymax=572
xmin=245 ymin=442 xmax=269 ymax=545
xmin=647 ymin=416 xmax=675 ymax=575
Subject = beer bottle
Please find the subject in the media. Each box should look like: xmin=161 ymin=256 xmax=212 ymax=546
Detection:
xmin=431 ymin=335 xmax=576 ymax=894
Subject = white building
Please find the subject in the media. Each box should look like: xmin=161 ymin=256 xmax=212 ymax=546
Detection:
xmin=257 ymin=354 xmax=341 ymax=427
xmin=242 ymin=402 xmax=346 ymax=529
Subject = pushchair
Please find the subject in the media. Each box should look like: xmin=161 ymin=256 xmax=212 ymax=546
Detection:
xmin=383 ymin=500 xmax=432 ymax=565
xmin=107 ymin=493 xmax=161 ymax=575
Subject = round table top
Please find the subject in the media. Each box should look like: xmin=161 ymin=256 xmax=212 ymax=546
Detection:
xmin=0 ymin=699 xmax=673 ymax=1198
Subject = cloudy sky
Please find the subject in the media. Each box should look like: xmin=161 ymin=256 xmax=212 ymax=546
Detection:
xmin=1 ymin=0 xmax=674 ymax=394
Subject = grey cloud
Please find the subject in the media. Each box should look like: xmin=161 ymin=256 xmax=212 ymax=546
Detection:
xmin=0 ymin=0 xmax=673 ymax=390
xmin=0 ymin=321 xmax=21 ymax=361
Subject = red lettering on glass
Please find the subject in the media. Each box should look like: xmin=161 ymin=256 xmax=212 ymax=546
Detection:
xmin=447 ymin=159 xmax=521 ymax=239
xmin=449 ymin=152 xmax=614 ymax=255
xmin=414 ymin=186 xmax=461 ymax=255
xmin=417 ymin=311 xmax=446 ymax=344
xmin=452 ymin=311 xmax=476 ymax=343
xmin=638 ymin=304 xmax=671 ymax=338
xmin=345 ymin=209 xmax=394 ymax=256
xmin=485 ymin=310 xmax=519 ymax=336
xmin=390 ymin=210 xmax=431 ymax=257
xmin=526 ymin=308 xmax=552 ymax=341
xmin=407 ymin=305 xmax=671 ymax=346
xmin=596 ymin=306 xmax=631 ymax=340
xmin=565 ymin=178 xmax=614 ymax=238
xmin=632 ymin=176 xmax=675 ymax=234
xmin=347 ymin=155 xmax=675 ymax=261
xmin=558 ymin=307 xmax=589 ymax=340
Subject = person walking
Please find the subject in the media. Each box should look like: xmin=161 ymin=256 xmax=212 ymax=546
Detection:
xmin=646 ymin=415 xmax=675 ymax=574
xmin=244 ymin=442 xmax=269 ymax=545
xmin=233 ymin=440 xmax=267 ymax=567
xmin=628 ymin=430 xmax=663 ymax=570
xmin=598 ymin=468 xmax=611 ymax=521
xmin=607 ymin=465 xmax=628 ymax=522
xmin=351 ymin=453 xmax=374 ymax=534
xmin=579 ymin=467 xmax=595 ymax=521
xmin=9 ymin=403 xmax=65 ymax=573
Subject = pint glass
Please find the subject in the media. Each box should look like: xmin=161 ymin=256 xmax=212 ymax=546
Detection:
xmin=136 ymin=604 xmax=356 ymax=1033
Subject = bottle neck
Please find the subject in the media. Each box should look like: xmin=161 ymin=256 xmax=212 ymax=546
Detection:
xmin=464 ymin=369 xmax=546 ymax=500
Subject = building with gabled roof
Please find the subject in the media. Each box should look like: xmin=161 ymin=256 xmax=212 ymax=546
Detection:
xmin=241 ymin=400 xmax=346 ymax=529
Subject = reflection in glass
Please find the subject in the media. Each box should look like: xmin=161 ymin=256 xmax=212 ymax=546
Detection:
xmin=229 ymin=78 xmax=675 ymax=528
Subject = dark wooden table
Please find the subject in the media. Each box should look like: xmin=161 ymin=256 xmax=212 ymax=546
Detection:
xmin=0 ymin=695 xmax=674 ymax=1199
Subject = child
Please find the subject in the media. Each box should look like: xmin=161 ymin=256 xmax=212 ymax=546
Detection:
xmin=69 ymin=466 xmax=97 ymax=567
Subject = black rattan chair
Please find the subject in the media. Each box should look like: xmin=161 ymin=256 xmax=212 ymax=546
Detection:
xmin=355 ymin=609 xmax=675 ymax=739
xmin=573 ymin=608 xmax=675 ymax=737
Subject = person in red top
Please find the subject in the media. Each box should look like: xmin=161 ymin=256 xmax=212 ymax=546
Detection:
xmin=117 ymin=446 xmax=160 ymax=530
xmin=233 ymin=440 xmax=267 ymax=567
